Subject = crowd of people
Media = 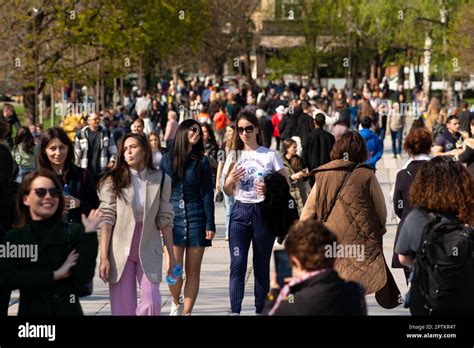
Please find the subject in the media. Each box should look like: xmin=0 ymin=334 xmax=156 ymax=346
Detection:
xmin=0 ymin=76 xmax=473 ymax=316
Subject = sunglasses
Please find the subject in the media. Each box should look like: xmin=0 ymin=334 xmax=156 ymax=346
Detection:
xmin=237 ymin=126 xmax=255 ymax=134
xmin=189 ymin=126 xmax=201 ymax=135
xmin=31 ymin=187 xmax=62 ymax=198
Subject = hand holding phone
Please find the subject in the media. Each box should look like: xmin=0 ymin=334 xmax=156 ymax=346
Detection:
xmin=274 ymin=250 xmax=292 ymax=288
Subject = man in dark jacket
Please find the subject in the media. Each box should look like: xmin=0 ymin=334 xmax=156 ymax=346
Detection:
xmin=256 ymin=108 xmax=274 ymax=149
xmin=297 ymin=101 xmax=315 ymax=145
xmin=1 ymin=104 xmax=21 ymax=149
xmin=302 ymin=113 xmax=335 ymax=187
xmin=457 ymin=101 xmax=473 ymax=137
xmin=262 ymin=219 xmax=367 ymax=316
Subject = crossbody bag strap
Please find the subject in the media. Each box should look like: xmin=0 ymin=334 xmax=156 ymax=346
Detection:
xmin=321 ymin=163 xmax=360 ymax=223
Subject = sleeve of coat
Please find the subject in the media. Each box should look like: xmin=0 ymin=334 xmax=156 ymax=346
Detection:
xmin=69 ymin=223 xmax=98 ymax=287
xmin=392 ymin=171 xmax=404 ymax=219
xmin=201 ymin=157 xmax=216 ymax=232
xmin=299 ymin=180 xmax=318 ymax=222
xmin=98 ymin=178 xmax=117 ymax=227
xmin=80 ymin=168 xmax=100 ymax=216
xmin=156 ymin=173 xmax=174 ymax=230
xmin=369 ymin=173 xmax=387 ymax=235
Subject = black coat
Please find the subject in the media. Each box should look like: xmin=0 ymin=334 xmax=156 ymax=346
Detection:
xmin=258 ymin=115 xmax=274 ymax=149
xmin=1 ymin=218 xmax=98 ymax=315
xmin=297 ymin=112 xmax=314 ymax=145
xmin=60 ymin=165 xmax=100 ymax=224
xmin=260 ymin=172 xmax=299 ymax=239
xmin=392 ymin=160 xmax=426 ymax=268
xmin=302 ymin=128 xmax=335 ymax=171
xmin=262 ymin=270 xmax=367 ymax=315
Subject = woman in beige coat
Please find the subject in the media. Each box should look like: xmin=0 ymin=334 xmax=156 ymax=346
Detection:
xmin=98 ymin=133 xmax=176 ymax=315
xmin=300 ymin=131 xmax=400 ymax=309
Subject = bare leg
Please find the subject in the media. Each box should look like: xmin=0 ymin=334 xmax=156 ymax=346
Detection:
xmin=168 ymin=246 xmax=185 ymax=305
xmin=182 ymin=247 xmax=205 ymax=314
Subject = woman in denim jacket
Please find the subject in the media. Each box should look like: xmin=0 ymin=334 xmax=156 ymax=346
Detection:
xmin=161 ymin=119 xmax=215 ymax=315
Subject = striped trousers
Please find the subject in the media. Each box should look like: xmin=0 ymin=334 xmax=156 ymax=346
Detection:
xmin=229 ymin=201 xmax=275 ymax=314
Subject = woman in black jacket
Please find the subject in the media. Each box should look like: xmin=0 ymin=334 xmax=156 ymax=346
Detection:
xmin=1 ymin=169 xmax=102 ymax=315
xmin=38 ymin=127 xmax=99 ymax=224
xmin=263 ymin=219 xmax=366 ymax=315
xmin=392 ymin=128 xmax=432 ymax=283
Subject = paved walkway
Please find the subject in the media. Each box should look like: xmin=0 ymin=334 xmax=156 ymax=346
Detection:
xmin=8 ymin=136 xmax=410 ymax=316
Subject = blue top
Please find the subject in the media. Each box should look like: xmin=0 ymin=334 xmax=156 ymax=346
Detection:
xmin=359 ymin=128 xmax=382 ymax=168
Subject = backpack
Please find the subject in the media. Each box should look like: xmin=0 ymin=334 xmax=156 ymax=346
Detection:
xmin=411 ymin=211 xmax=474 ymax=314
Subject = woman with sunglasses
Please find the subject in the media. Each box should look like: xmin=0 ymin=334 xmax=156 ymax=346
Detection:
xmin=223 ymin=111 xmax=288 ymax=315
xmin=98 ymin=133 xmax=176 ymax=315
xmin=160 ymin=119 xmax=216 ymax=315
xmin=1 ymin=169 xmax=102 ymax=315
xmin=38 ymin=127 xmax=100 ymax=225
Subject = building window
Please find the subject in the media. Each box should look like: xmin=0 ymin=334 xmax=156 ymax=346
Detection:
xmin=276 ymin=0 xmax=301 ymax=20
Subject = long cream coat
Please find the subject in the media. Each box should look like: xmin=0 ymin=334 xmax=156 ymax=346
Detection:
xmin=99 ymin=169 xmax=174 ymax=284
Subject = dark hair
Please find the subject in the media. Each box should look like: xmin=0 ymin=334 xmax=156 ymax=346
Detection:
xmin=409 ymin=157 xmax=474 ymax=225
xmin=285 ymin=219 xmax=337 ymax=270
xmin=282 ymin=138 xmax=303 ymax=172
xmin=0 ymin=144 xmax=15 ymax=192
xmin=39 ymin=127 xmax=76 ymax=172
xmin=314 ymin=113 xmax=326 ymax=127
xmin=461 ymin=101 xmax=469 ymax=109
xmin=403 ymin=128 xmax=433 ymax=156
xmin=133 ymin=118 xmax=145 ymax=127
xmin=14 ymin=126 xmax=35 ymax=155
xmin=0 ymin=120 xmax=10 ymax=140
xmin=361 ymin=117 xmax=372 ymax=129
xmin=330 ymin=131 xmax=368 ymax=163
xmin=16 ymin=169 xmax=65 ymax=227
xmin=233 ymin=111 xmax=263 ymax=150
xmin=201 ymin=123 xmax=218 ymax=148
xmin=100 ymin=133 xmax=154 ymax=198
xmin=147 ymin=131 xmax=162 ymax=152
xmin=446 ymin=115 xmax=458 ymax=124
xmin=171 ymin=119 xmax=204 ymax=181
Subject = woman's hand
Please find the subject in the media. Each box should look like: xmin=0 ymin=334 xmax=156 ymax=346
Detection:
xmin=99 ymin=258 xmax=110 ymax=283
xmin=228 ymin=166 xmax=246 ymax=184
xmin=54 ymin=250 xmax=79 ymax=280
xmin=206 ymin=230 xmax=216 ymax=240
xmin=64 ymin=196 xmax=81 ymax=212
xmin=256 ymin=181 xmax=266 ymax=196
xmin=81 ymin=209 xmax=103 ymax=233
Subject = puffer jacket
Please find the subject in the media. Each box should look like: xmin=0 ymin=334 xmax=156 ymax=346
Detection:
xmin=300 ymin=159 xmax=400 ymax=308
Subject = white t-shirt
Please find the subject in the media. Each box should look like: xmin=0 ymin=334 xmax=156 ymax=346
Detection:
xmin=222 ymin=146 xmax=284 ymax=203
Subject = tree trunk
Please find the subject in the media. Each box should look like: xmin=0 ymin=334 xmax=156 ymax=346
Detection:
xmin=22 ymin=86 xmax=36 ymax=126
xmin=423 ymin=32 xmax=432 ymax=97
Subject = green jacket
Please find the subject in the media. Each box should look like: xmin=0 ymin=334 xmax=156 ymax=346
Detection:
xmin=1 ymin=219 xmax=98 ymax=316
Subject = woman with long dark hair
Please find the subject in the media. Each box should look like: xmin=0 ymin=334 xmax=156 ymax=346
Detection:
xmin=147 ymin=131 xmax=164 ymax=169
xmin=223 ymin=111 xmax=288 ymax=315
xmin=12 ymin=126 xmax=37 ymax=183
xmin=1 ymin=169 xmax=101 ymax=315
xmin=98 ymin=133 xmax=176 ymax=315
xmin=160 ymin=119 xmax=216 ymax=315
xmin=201 ymin=123 xmax=219 ymax=186
xmin=38 ymin=127 xmax=99 ymax=224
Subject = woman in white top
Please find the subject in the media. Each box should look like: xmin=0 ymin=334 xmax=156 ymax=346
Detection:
xmin=223 ymin=111 xmax=288 ymax=315
xmin=98 ymin=133 xmax=176 ymax=315
xmin=147 ymin=131 xmax=163 ymax=169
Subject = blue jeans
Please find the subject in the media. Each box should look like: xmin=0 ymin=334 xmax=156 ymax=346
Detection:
xmin=377 ymin=127 xmax=386 ymax=152
xmin=220 ymin=175 xmax=234 ymax=238
xmin=391 ymin=129 xmax=403 ymax=156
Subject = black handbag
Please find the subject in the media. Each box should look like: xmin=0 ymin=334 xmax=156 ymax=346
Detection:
xmin=215 ymin=190 xmax=224 ymax=203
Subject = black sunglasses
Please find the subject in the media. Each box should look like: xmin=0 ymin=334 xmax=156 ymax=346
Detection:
xmin=31 ymin=187 xmax=62 ymax=198
xmin=237 ymin=126 xmax=255 ymax=134
xmin=189 ymin=126 xmax=201 ymax=135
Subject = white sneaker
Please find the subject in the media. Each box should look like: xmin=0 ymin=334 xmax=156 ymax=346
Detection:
xmin=169 ymin=301 xmax=184 ymax=316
